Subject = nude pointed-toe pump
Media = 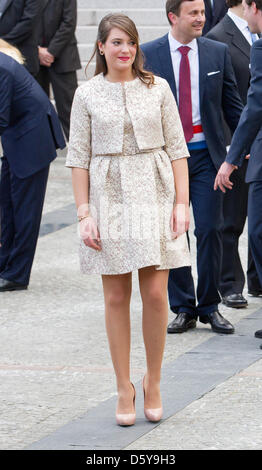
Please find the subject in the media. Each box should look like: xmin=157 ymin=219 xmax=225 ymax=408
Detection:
xmin=143 ymin=375 xmax=163 ymax=423
xmin=116 ymin=382 xmax=136 ymax=426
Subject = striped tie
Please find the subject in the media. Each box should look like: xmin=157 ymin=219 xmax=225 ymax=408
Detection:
xmin=248 ymin=27 xmax=258 ymax=44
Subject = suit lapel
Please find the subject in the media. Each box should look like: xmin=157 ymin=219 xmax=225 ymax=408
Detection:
xmin=212 ymin=0 xmax=221 ymax=24
xmin=223 ymin=15 xmax=250 ymax=59
xmin=156 ymin=34 xmax=177 ymax=102
xmin=231 ymin=30 xmax=250 ymax=58
xmin=197 ymin=38 xmax=209 ymax=112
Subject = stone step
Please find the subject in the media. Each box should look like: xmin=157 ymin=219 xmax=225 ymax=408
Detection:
xmin=77 ymin=62 xmax=94 ymax=81
xmin=77 ymin=0 xmax=165 ymax=8
xmin=78 ymin=43 xmax=94 ymax=62
xmin=76 ymin=25 xmax=168 ymax=44
xmin=77 ymin=8 xmax=167 ymax=26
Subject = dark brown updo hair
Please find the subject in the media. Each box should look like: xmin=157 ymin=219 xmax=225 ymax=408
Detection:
xmin=86 ymin=13 xmax=155 ymax=87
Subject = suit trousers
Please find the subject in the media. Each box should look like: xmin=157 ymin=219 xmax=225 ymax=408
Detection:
xmin=168 ymin=148 xmax=223 ymax=318
xmin=247 ymin=181 xmax=262 ymax=289
xmin=37 ymin=65 xmax=78 ymax=141
xmin=219 ymin=159 xmax=260 ymax=295
xmin=0 ymin=157 xmax=49 ymax=285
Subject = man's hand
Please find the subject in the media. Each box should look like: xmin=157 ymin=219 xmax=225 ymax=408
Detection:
xmin=38 ymin=47 xmax=55 ymax=67
xmin=214 ymin=162 xmax=237 ymax=193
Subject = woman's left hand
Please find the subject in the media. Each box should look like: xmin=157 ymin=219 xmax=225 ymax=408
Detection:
xmin=170 ymin=203 xmax=190 ymax=239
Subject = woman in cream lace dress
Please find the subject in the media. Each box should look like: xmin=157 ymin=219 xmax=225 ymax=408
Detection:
xmin=66 ymin=14 xmax=190 ymax=426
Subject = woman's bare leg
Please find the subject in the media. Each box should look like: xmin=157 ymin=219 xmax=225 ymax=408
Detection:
xmin=102 ymin=272 xmax=135 ymax=413
xmin=138 ymin=266 xmax=169 ymax=409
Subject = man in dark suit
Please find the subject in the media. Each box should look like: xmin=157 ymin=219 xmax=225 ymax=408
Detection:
xmin=207 ymin=0 xmax=261 ymax=307
xmin=0 ymin=50 xmax=66 ymax=291
xmin=203 ymin=0 xmax=228 ymax=34
xmin=37 ymin=0 xmax=81 ymax=141
xmin=214 ymin=0 xmax=262 ymax=346
xmin=141 ymin=0 xmax=243 ymax=334
xmin=0 ymin=0 xmax=41 ymax=76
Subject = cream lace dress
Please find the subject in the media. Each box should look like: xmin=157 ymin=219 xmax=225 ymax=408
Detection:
xmin=66 ymin=75 xmax=191 ymax=275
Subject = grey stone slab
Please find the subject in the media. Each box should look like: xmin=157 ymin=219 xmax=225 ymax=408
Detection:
xmin=39 ymin=204 xmax=76 ymax=237
xmin=77 ymin=0 xmax=165 ymax=8
xmin=76 ymin=25 xmax=169 ymax=44
xmin=26 ymin=309 xmax=262 ymax=450
xmin=77 ymin=9 xmax=167 ymax=27
xmin=126 ymin=359 xmax=262 ymax=450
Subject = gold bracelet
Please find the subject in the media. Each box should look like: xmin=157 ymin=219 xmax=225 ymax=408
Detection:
xmin=78 ymin=215 xmax=90 ymax=222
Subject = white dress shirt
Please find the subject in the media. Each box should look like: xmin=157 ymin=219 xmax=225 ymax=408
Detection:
xmin=227 ymin=9 xmax=259 ymax=45
xmin=168 ymin=31 xmax=201 ymax=128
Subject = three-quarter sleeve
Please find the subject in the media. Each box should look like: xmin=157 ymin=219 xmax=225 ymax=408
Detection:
xmin=160 ymin=80 xmax=189 ymax=162
xmin=65 ymin=86 xmax=91 ymax=170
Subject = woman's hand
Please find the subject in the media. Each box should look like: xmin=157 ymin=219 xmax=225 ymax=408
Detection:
xmin=78 ymin=216 xmax=102 ymax=251
xmin=171 ymin=203 xmax=190 ymax=239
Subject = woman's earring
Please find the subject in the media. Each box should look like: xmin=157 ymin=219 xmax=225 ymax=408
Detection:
xmin=100 ymin=50 xmax=104 ymax=55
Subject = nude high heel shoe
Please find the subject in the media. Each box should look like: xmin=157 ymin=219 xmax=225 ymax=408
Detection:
xmin=143 ymin=375 xmax=163 ymax=422
xmin=116 ymin=382 xmax=136 ymax=426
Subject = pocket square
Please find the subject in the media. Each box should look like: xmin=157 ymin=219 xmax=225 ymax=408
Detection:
xmin=207 ymin=71 xmax=220 ymax=76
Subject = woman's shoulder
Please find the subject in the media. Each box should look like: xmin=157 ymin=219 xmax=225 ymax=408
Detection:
xmin=74 ymin=73 xmax=104 ymax=98
xmin=142 ymin=75 xmax=172 ymax=98
xmin=152 ymin=75 xmax=171 ymax=89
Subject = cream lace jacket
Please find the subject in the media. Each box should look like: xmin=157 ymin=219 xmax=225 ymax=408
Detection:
xmin=66 ymin=73 xmax=189 ymax=168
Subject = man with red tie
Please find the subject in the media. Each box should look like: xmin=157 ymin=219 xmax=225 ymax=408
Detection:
xmin=141 ymin=0 xmax=243 ymax=334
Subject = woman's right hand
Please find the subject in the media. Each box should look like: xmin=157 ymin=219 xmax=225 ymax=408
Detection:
xmin=79 ymin=216 xmax=102 ymax=251
xmin=171 ymin=203 xmax=190 ymax=239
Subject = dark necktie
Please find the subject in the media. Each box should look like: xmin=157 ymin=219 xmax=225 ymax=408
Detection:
xmin=0 ymin=0 xmax=8 ymax=18
xmin=178 ymin=46 xmax=194 ymax=143
xmin=205 ymin=0 xmax=214 ymax=17
xmin=248 ymin=27 xmax=258 ymax=44
xmin=206 ymin=0 xmax=215 ymax=15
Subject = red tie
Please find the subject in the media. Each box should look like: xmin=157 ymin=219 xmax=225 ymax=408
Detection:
xmin=178 ymin=46 xmax=194 ymax=142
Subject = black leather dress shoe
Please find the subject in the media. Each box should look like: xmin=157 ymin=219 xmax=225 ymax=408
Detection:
xmin=0 ymin=278 xmax=28 ymax=292
xmin=222 ymin=293 xmax=248 ymax=308
xmin=167 ymin=312 xmax=197 ymax=334
xmin=255 ymin=329 xmax=262 ymax=339
xmin=248 ymin=290 xmax=262 ymax=297
xmin=199 ymin=311 xmax=234 ymax=334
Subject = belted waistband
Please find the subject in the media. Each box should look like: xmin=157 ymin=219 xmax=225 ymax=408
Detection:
xmin=94 ymin=147 xmax=164 ymax=157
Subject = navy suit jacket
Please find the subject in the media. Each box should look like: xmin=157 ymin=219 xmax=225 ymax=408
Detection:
xmin=141 ymin=34 xmax=243 ymax=170
xmin=0 ymin=52 xmax=66 ymax=178
xmin=226 ymin=39 xmax=262 ymax=183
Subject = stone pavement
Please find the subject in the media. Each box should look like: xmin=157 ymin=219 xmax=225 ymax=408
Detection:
xmin=0 ymin=152 xmax=262 ymax=451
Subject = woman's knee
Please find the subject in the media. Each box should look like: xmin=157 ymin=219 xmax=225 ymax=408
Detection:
xmin=142 ymin=285 xmax=167 ymax=310
xmin=103 ymin=281 xmax=132 ymax=310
